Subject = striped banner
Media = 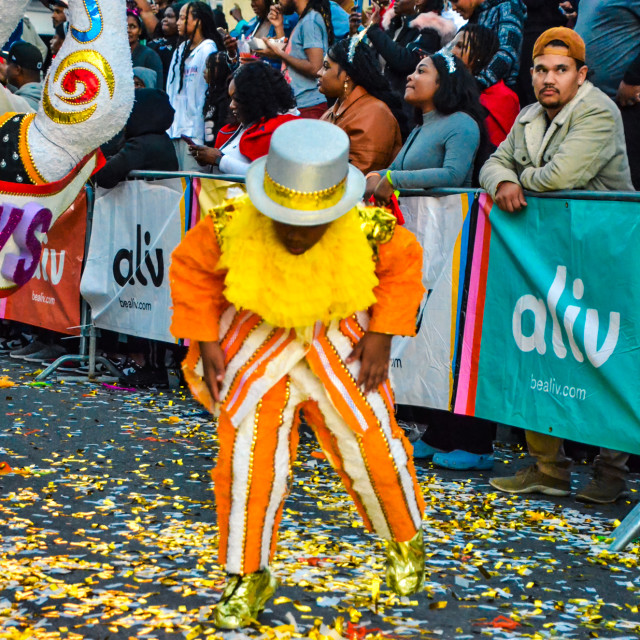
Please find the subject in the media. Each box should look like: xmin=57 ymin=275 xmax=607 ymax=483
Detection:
xmin=452 ymin=193 xmax=492 ymax=416
xmin=391 ymin=193 xmax=474 ymax=410
xmin=452 ymin=195 xmax=640 ymax=455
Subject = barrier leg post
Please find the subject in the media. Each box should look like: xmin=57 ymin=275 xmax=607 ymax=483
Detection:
xmin=35 ymin=184 xmax=122 ymax=382
xmin=88 ymin=324 xmax=97 ymax=378
xmin=608 ymin=503 xmax=640 ymax=552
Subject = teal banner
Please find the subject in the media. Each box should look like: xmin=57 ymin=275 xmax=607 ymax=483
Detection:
xmin=455 ymin=194 xmax=640 ymax=455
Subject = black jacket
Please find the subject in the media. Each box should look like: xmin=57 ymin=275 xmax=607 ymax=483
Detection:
xmin=95 ymin=89 xmax=179 ymax=189
xmin=367 ymin=13 xmax=451 ymax=95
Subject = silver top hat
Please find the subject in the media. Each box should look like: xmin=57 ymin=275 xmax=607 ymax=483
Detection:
xmin=245 ymin=119 xmax=366 ymax=226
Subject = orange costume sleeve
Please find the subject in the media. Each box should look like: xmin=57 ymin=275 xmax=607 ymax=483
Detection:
xmin=369 ymin=225 xmax=425 ymax=337
xmin=169 ymin=216 xmax=227 ymax=342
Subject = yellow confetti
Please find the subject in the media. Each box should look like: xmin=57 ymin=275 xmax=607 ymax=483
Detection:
xmin=0 ymin=376 xmax=14 ymax=388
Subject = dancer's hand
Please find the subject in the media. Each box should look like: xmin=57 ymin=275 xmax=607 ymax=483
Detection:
xmin=347 ymin=331 xmax=392 ymax=394
xmin=200 ymin=341 xmax=226 ymax=402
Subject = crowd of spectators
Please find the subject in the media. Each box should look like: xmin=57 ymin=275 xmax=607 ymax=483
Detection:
xmin=1 ymin=0 xmax=639 ymax=501
xmin=2 ymin=0 xmax=636 ymax=187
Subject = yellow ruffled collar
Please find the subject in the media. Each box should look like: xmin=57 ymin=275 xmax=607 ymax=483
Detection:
xmin=218 ymin=198 xmax=379 ymax=328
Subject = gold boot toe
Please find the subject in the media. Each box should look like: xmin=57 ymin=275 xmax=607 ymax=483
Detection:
xmin=385 ymin=529 xmax=425 ymax=596
xmin=213 ymin=568 xmax=278 ymax=629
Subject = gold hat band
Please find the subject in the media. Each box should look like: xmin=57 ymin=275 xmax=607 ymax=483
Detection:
xmin=264 ymin=171 xmax=347 ymax=211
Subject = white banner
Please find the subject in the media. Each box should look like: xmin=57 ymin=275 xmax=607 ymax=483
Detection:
xmin=80 ymin=179 xmax=186 ymax=342
xmin=390 ymin=194 xmax=471 ymax=409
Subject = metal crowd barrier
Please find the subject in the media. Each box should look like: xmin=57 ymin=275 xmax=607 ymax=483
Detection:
xmin=33 ymin=171 xmax=640 ymax=551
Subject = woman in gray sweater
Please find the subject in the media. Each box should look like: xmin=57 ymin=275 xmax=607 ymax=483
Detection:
xmin=365 ymin=51 xmax=485 ymax=204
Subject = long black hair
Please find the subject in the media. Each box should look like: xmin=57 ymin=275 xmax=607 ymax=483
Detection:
xmin=203 ymin=51 xmax=232 ymax=116
xmin=429 ymin=52 xmax=491 ymax=185
xmin=300 ymin=0 xmax=334 ymax=46
xmin=203 ymin=51 xmax=232 ymax=141
xmin=328 ymin=38 xmax=409 ymax=139
xmin=455 ymin=24 xmax=499 ymax=76
xmin=232 ymin=62 xmax=296 ymax=125
xmin=170 ymin=1 xmax=225 ymax=93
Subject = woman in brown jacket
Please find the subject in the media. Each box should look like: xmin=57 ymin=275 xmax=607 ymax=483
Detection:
xmin=318 ymin=37 xmax=406 ymax=174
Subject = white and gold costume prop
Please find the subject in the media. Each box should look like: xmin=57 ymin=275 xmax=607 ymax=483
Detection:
xmin=0 ymin=0 xmax=133 ymax=296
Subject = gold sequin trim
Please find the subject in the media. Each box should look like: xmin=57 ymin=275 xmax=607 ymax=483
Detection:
xmin=264 ymin=172 xmax=347 ymax=211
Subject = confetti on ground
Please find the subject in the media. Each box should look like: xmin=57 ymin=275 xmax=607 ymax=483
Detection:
xmin=0 ymin=354 xmax=638 ymax=639
xmin=0 ymin=376 xmax=14 ymax=388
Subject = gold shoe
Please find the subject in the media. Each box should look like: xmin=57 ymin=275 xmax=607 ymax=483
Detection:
xmin=213 ymin=568 xmax=278 ymax=629
xmin=385 ymin=529 xmax=425 ymax=596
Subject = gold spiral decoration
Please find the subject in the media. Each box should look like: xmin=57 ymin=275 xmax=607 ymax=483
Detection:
xmin=43 ymin=50 xmax=115 ymax=125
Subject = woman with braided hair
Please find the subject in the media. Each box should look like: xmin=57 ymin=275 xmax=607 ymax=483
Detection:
xmin=450 ymin=23 xmax=520 ymax=146
xmin=318 ymin=36 xmax=404 ymax=174
xmin=260 ymin=0 xmax=332 ymax=118
xmin=167 ymin=1 xmax=224 ymax=169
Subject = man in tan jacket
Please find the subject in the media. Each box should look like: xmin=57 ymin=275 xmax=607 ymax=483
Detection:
xmin=480 ymin=27 xmax=634 ymax=505
xmin=480 ymin=28 xmax=633 ymax=211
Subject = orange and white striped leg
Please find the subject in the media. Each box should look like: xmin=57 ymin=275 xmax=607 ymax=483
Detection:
xmin=290 ymin=362 xmax=425 ymax=543
xmin=212 ymin=376 xmax=303 ymax=575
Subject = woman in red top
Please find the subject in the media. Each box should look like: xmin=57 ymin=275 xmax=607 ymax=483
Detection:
xmin=188 ymin=62 xmax=298 ymax=174
xmin=451 ymin=23 xmax=520 ymax=147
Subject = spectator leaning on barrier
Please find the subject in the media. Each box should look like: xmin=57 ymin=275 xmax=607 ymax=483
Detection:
xmin=365 ymin=52 xmax=484 ymax=205
xmin=480 ymin=28 xmax=635 ymax=505
xmin=167 ymin=2 xmax=224 ymax=170
xmin=449 ymin=0 xmax=527 ymax=91
xmin=4 ymin=42 xmax=44 ymax=111
xmin=575 ymin=0 xmax=640 ymax=189
xmin=318 ymin=35 xmax=404 ymax=174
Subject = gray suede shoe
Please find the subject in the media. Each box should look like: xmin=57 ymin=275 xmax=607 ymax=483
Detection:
xmin=489 ymin=464 xmax=571 ymax=496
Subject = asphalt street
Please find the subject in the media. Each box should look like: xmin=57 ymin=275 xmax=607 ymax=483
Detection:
xmin=0 ymin=353 xmax=638 ymax=640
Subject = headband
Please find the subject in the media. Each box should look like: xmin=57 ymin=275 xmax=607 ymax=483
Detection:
xmin=434 ymin=51 xmax=456 ymax=74
xmin=347 ymin=27 xmax=370 ymax=64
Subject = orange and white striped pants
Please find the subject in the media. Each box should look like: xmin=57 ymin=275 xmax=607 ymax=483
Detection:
xmin=212 ymin=358 xmax=425 ymax=575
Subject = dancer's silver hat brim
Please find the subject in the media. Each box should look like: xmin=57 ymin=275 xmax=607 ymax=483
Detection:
xmin=245 ymin=156 xmax=366 ymax=226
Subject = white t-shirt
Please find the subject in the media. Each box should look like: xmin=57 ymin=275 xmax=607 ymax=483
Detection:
xmin=166 ymin=39 xmax=218 ymax=144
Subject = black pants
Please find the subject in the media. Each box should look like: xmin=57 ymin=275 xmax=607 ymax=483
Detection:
xmin=397 ymin=405 xmax=496 ymax=455
xmin=621 ymin=103 xmax=640 ymax=190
